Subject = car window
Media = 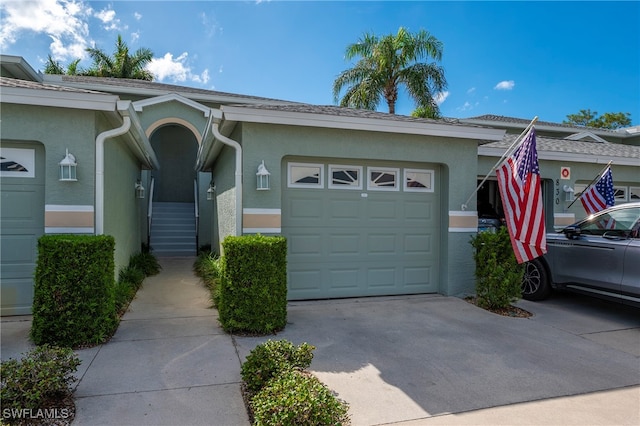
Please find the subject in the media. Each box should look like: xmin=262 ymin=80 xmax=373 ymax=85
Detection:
xmin=580 ymin=207 xmax=640 ymax=236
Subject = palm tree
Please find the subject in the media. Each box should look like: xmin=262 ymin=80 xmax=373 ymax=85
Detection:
xmin=43 ymin=55 xmax=82 ymax=75
xmin=333 ymin=27 xmax=447 ymax=115
xmin=85 ymin=34 xmax=154 ymax=80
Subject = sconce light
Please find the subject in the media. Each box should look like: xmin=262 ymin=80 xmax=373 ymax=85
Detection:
xmin=135 ymin=180 xmax=145 ymax=199
xmin=563 ymin=185 xmax=575 ymax=202
xmin=58 ymin=149 xmax=77 ymax=181
xmin=256 ymin=160 xmax=271 ymax=191
xmin=206 ymin=182 xmax=216 ymax=201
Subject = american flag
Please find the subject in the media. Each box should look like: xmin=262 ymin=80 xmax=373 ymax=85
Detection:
xmin=496 ymin=127 xmax=547 ymax=264
xmin=580 ymin=166 xmax=615 ymax=215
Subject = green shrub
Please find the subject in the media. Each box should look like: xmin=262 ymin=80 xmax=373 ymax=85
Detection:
xmin=218 ymin=235 xmax=287 ymax=334
xmin=251 ymin=369 xmax=350 ymax=426
xmin=193 ymin=252 xmax=223 ymax=307
xmin=241 ymin=340 xmax=315 ymax=393
xmin=0 ymin=345 xmax=80 ymax=417
xmin=119 ymin=265 xmax=145 ymax=291
xmin=128 ymin=251 xmax=161 ymax=277
xmin=31 ymin=235 xmax=117 ymax=347
xmin=470 ymin=227 xmax=524 ymax=310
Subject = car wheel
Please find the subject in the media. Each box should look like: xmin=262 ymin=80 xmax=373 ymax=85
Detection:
xmin=522 ymin=259 xmax=551 ymax=301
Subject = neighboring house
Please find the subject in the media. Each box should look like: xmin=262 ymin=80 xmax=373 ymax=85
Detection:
xmin=464 ymin=115 xmax=640 ymax=229
xmin=2 ymin=55 xmax=638 ymax=315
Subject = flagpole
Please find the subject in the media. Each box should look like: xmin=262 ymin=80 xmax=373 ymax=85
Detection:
xmin=461 ymin=116 xmax=538 ymax=211
xmin=566 ymin=160 xmax=613 ymax=209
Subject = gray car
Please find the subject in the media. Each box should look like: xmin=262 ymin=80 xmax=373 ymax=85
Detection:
xmin=522 ymin=202 xmax=640 ymax=307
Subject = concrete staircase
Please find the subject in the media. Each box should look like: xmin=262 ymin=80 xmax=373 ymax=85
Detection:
xmin=150 ymin=202 xmax=196 ymax=257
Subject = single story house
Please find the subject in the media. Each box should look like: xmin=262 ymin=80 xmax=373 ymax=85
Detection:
xmin=2 ymin=55 xmax=638 ymax=315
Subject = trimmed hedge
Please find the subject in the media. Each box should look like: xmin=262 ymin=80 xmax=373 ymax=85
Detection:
xmin=470 ymin=227 xmax=524 ymax=309
xmin=31 ymin=235 xmax=118 ymax=347
xmin=241 ymin=339 xmax=314 ymax=393
xmin=218 ymin=235 xmax=287 ymax=334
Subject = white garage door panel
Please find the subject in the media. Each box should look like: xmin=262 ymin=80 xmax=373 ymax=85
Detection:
xmin=284 ymin=160 xmax=440 ymax=300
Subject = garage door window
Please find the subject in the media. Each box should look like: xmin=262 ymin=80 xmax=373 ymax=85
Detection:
xmin=367 ymin=167 xmax=399 ymax=191
xmin=288 ymin=162 xmax=324 ymax=188
xmin=329 ymin=165 xmax=363 ymax=190
xmin=404 ymin=169 xmax=434 ymax=192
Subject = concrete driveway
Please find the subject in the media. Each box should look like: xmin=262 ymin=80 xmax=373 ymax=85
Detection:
xmin=2 ymin=256 xmax=638 ymax=425
xmin=235 ymin=292 xmax=640 ymax=425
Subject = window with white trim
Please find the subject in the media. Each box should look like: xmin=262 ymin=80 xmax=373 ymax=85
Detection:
xmin=629 ymin=187 xmax=640 ymax=201
xmin=614 ymin=186 xmax=627 ymax=202
xmin=367 ymin=167 xmax=399 ymax=191
xmin=329 ymin=165 xmax=363 ymax=189
xmin=404 ymin=168 xmax=434 ymax=192
xmin=288 ymin=162 xmax=324 ymax=188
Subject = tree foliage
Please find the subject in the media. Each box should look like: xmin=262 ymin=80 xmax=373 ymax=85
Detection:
xmin=563 ymin=109 xmax=632 ymax=129
xmin=42 ymin=35 xmax=154 ymax=81
xmin=333 ymin=27 xmax=447 ymax=115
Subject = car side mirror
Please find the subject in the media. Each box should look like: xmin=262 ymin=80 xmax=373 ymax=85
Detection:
xmin=563 ymin=226 xmax=581 ymax=239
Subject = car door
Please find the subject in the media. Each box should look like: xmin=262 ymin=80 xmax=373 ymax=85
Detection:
xmin=621 ymin=218 xmax=640 ymax=299
xmin=550 ymin=207 xmax=640 ymax=293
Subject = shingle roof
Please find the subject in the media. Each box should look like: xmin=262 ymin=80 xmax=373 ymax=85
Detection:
xmin=0 ymin=76 xmax=108 ymax=95
xmin=465 ymin=114 xmax=622 ymax=134
xmin=485 ymin=133 xmax=640 ymax=159
xmin=228 ymin=103 xmax=476 ymax=127
xmin=56 ymin=75 xmax=294 ymax=103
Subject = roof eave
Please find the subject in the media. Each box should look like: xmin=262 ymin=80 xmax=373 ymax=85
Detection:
xmin=1 ymin=85 xmax=118 ymax=111
xmin=221 ymin=106 xmax=506 ymax=141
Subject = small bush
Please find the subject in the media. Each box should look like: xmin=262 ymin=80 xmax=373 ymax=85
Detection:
xmin=470 ymin=227 xmax=524 ymax=310
xmin=129 ymin=252 xmax=161 ymax=277
xmin=218 ymin=235 xmax=287 ymax=334
xmin=193 ymin=251 xmax=223 ymax=307
xmin=251 ymin=369 xmax=350 ymax=426
xmin=241 ymin=340 xmax=315 ymax=393
xmin=0 ymin=345 xmax=81 ymax=416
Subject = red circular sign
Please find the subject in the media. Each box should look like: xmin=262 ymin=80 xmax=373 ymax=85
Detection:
xmin=561 ymin=168 xmax=570 ymax=178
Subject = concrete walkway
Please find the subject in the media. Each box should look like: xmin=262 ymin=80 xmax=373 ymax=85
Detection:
xmin=70 ymin=257 xmax=249 ymax=426
xmin=2 ymin=256 xmax=639 ymax=425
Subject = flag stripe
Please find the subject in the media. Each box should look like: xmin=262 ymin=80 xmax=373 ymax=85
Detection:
xmin=580 ymin=167 xmax=614 ymax=216
xmin=496 ymin=127 xmax=547 ymax=264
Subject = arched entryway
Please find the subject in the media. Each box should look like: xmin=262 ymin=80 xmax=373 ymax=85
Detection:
xmin=148 ymin=124 xmax=199 ymax=256
xmin=150 ymin=124 xmax=198 ymax=202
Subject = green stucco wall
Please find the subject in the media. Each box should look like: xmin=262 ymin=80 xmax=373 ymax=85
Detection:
xmin=103 ymin=133 xmax=146 ymax=275
xmin=0 ymin=104 xmax=96 ymax=206
xmin=232 ymin=122 xmax=481 ymax=296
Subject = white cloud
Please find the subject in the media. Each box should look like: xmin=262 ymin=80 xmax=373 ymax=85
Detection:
xmin=147 ymin=52 xmax=209 ymax=84
xmin=0 ymin=0 xmax=93 ymax=59
xmin=134 ymin=12 xmax=142 ymax=21
xmin=434 ymin=91 xmax=449 ymax=105
xmin=94 ymin=8 xmax=123 ymax=31
xmin=467 ymin=87 xmax=476 ymax=94
xmin=131 ymin=31 xmax=140 ymax=43
xmin=494 ymin=80 xmax=515 ymax=90
xmin=457 ymin=101 xmax=473 ymax=112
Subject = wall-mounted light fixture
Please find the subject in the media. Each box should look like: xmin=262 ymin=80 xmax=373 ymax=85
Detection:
xmin=58 ymin=149 xmax=77 ymax=181
xmin=135 ymin=180 xmax=145 ymax=199
xmin=563 ymin=185 xmax=575 ymax=202
xmin=256 ymin=160 xmax=270 ymax=191
xmin=207 ymin=181 xmax=216 ymax=201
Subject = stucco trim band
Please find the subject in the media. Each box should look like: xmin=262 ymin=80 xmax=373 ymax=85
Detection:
xmin=45 ymin=205 xmax=94 ymax=233
xmin=243 ymin=208 xmax=281 ymax=234
xmin=449 ymin=210 xmax=477 ymax=232
xmin=554 ymin=213 xmax=576 ymax=227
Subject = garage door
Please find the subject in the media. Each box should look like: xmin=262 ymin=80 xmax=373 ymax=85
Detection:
xmin=283 ymin=159 xmax=440 ymax=300
xmin=0 ymin=143 xmax=45 ymax=316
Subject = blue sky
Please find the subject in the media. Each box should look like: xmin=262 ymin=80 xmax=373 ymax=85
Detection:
xmin=2 ymin=1 xmax=639 ymax=125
